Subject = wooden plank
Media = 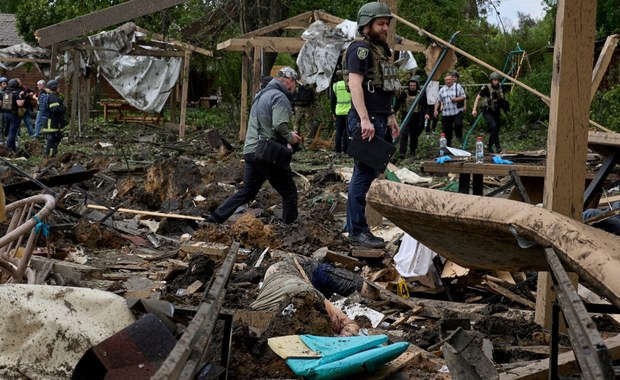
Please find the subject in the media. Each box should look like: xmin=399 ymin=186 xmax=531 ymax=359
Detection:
xmin=325 ymin=250 xmax=360 ymax=270
xmin=484 ymin=280 xmax=535 ymax=309
xmin=179 ymin=50 xmax=190 ymax=139
xmin=591 ymin=34 xmax=619 ymax=101
xmin=87 ymin=204 xmax=204 ymax=221
xmin=421 ymin=161 xmax=597 ymax=179
xmin=499 ymin=333 xmax=620 ymax=379
xmin=134 ymin=26 xmax=212 ymax=57
xmin=35 ymin=0 xmax=189 ymax=47
xmin=239 ymin=52 xmax=250 ymax=141
xmin=70 ymin=49 xmax=79 ymax=138
xmin=238 ymin=11 xmax=314 ymax=39
xmin=0 ymin=57 xmax=51 ymax=64
xmin=252 ymin=47 xmax=262 ymax=96
xmin=537 ymin=0 xmax=597 ymax=329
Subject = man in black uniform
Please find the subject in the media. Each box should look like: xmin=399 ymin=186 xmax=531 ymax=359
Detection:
xmin=344 ymin=2 xmax=400 ymax=248
xmin=394 ymin=78 xmax=426 ymax=159
xmin=472 ymin=71 xmax=508 ymax=153
xmin=40 ymin=80 xmax=67 ymax=156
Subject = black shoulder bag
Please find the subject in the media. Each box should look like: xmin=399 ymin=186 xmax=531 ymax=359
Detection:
xmin=252 ymin=89 xmax=293 ymax=167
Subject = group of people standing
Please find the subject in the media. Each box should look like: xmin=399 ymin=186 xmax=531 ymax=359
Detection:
xmin=0 ymin=77 xmax=67 ymax=156
xmin=206 ymin=2 xmax=509 ymax=251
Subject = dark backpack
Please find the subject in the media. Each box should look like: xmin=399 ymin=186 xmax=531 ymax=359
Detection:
xmin=2 ymin=91 xmax=13 ymax=111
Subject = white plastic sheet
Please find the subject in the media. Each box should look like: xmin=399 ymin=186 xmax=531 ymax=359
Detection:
xmin=393 ymin=233 xmax=437 ymax=278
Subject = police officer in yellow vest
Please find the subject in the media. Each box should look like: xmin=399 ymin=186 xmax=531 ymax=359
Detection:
xmin=472 ymin=71 xmax=509 ymax=153
xmin=41 ymin=80 xmax=67 ymax=157
xmin=343 ymin=2 xmax=400 ymax=249
xmin=331 ymin=76 xmax=351 ymax=153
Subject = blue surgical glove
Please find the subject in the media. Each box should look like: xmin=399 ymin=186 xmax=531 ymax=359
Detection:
xmin=436 ymin=155 xmax=453 ymax=164
xmin=492 ymin=155 xmax=513 ymax=164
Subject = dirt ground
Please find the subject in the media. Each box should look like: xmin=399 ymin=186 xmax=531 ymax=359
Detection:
xmin=2 ymin=125 xmax=620 ymax=379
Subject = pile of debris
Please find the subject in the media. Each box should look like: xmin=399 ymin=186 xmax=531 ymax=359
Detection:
xmin=1 ymin=127 xmax=619 ymax=379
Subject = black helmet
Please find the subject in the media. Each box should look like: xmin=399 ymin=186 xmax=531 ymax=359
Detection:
xmin=357 ymin=2 xmax=392 ymax=29
xmin=489 ymin=72 xmax=502 ymax=80
xmin=451 ymin=70 xmax=460 ymax=79
xmin=47 ymin=79 xmax=59 ymax=91
xmin=7 ymin=79 xmax=18 ymax=89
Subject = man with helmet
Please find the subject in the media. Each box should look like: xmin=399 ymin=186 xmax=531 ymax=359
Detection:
xmin=41 ymin=79 xmax=67 ymax=156
xmin=343 ymin=2 xmax=400 ymax=249
xmin=472 ymin=71 xmax=508 ymax=153
xmin=3 ymin=79 xmax=24 ymax=152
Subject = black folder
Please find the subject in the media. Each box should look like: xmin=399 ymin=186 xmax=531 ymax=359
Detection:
xmin=346 ymin=129 xmax=396 ymax=172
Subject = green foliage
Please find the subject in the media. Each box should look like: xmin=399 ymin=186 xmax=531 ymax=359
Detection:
xmin=591 ymin=85 xmax=620 ymax=132
xmin=504 ymin=66 xmax=552 ymax=128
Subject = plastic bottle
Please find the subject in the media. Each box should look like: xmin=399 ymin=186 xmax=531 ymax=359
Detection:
xmin=475 ymin=136 xmax=484 ymax=163
xmin=439 ymin=133 xmax=447 ymax=156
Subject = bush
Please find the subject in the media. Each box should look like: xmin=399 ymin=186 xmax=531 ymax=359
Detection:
xmin=591 ymin=85 xmax=620 ymax=132
xmin=505 ymin=69 xmax=552 ymax=129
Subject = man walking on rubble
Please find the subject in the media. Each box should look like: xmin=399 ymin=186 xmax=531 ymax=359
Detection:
xmin=434 ymin=72 xmax=466 ymax=148
xmin=206 ymin=67 xmax=302 ymax=225
xmin=343 ymin=2 xmax=400 ymax=249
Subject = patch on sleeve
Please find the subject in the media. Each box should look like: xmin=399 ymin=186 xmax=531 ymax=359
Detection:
xmin=356 ymin=47 xmax=369 ymax=60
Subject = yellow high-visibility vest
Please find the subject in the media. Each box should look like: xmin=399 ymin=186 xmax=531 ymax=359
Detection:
xmin=332 ymin=80 xmax=351 ymax=116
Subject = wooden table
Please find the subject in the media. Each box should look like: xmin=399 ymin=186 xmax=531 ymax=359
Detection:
xmin=98 ymin=99 xmax=163 ymax=125
xmin=421 ymin=160 xmax=599 ymax=205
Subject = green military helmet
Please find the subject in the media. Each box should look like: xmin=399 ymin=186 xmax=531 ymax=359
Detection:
xmin=489 ymin=71 xmax=502 ymax=80
xmin=357 ymin=2 xmax=393 ymax=29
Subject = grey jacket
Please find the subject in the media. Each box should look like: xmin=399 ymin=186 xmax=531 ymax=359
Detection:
xmin=243 ymin=79 xmax=295 ymax=155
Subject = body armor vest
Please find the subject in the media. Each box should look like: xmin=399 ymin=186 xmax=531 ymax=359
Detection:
xmin=481 ymin=84 xmax=504 ymax=111
xmin=405 ymin=92 xmax=421 ymax=113
xmin=343 ymin=37 xmax=400 ymax=93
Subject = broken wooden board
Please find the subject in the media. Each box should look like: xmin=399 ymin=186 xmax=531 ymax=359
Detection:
xmin=351 ymin=248 xmax=385 ymax=259
xmin=498 ymin=333 xmax=620 ymax=379
xmin=30 ymin=256 xmax=102 ymax=282
xmin=179 ymin=242 xmax=229 ymax=259
xmin=231 ymin=309 xmax=275 ymax=336
xmin=366 ymin=180 xmax=620 ymax=309
xmin=326 ymin=250 xmax=360 ymax=270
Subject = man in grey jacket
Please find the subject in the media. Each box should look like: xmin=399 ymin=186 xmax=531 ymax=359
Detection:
xmin=207 ymin=67 xmax=302 ymax=224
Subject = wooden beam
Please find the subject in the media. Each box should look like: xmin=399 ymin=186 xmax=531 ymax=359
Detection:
xmin=0 ymin=57 xmax=51 ymax=64
xmin=238 ymin=11 xmax=314 ymax=38
xmin=591 ymin=34 xmax=619 ymax=101
xmin=384 ymin=0 xmax=397 ymax=49
xmin=35 ymin=0 xmax=189 ymax=47
xmin=313 ymin=11 xmax=345 ymax=26
xmin=239 ymin=52 xmax=250 ymax=141
xmin=134 ymin=26 xmax=213 ymax=57
xmin=179 ymin=50 xmax=190 ymax=139
xmin=128 ymin=48 xmax=186 ymax=58
xmin=252 ymin=47 xmax=262 ymax=100
xmin=218 ymin=37 xmax=304 ymax=53
xmin=536 ymin=0 xmax=597 ymax=330
xmin=70 ymin=49 xmax=79 ymax=139
xmin=499 ymin=333 xmax=620 ymax=379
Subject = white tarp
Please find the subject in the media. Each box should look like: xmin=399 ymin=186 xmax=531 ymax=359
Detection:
xmin=88 ymin=24 xmax=182 ymax=113
xmin=0 ymin=284 xmax=136 ymax=379
xmin=296 ymin=20 xmax=423 ymax=92
xmin=296 ymin=20 xmax=354 ymax=92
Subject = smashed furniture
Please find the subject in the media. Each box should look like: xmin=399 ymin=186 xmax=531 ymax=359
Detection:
xmin=367 ymin=180 xmax=620 ymax=378
xmin=0 ymin=194 xmax=56 ymax=283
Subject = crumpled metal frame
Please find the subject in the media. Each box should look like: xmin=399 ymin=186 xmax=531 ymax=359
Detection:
xmin=0 ymin=194 xmax=56 ymax=283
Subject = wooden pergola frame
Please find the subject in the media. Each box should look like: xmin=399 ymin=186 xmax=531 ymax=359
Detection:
xmin=34 ymin=0 xmax=213 ymax=139
xmin=217 ymin=10 xmax=426 ymax=141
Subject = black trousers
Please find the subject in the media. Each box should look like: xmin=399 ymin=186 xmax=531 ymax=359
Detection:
xmin=399 ymin=112 xmax=423 ymax=156
xmin=212 ymin=153 xmax=298 ymax=224
xmin=483 ymin=109 xmax=502 ymax=152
